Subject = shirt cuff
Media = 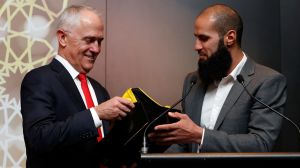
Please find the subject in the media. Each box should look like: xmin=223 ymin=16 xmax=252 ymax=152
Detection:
xmin=90 ymin=107 xmax=102 ymax=128
xmin=197 ymin=128 xmax=205 ymax=153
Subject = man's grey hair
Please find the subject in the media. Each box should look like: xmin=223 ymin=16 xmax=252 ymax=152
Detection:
xmin=56 ymin=5 xmax=102 ymax=30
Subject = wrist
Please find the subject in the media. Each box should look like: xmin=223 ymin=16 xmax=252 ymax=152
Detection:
xmin=194 ymin=126 xmax=203 ymax=144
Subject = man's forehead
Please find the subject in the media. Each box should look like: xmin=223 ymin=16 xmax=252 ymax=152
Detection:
xmin=194 ymin=15 xmax=217 ymax=33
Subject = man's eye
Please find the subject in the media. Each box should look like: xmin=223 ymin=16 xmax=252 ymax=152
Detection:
xmin=198 ymin=36 xmax=209 ymax=42
xmin=82 ymin=37 xmax=103 ymax=45
xmin=84 ymin=38 xmax=94 ymax=43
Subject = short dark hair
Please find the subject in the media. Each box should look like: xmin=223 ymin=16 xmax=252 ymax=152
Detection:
xmin=201 ymin=4 xmax=243 ymax=47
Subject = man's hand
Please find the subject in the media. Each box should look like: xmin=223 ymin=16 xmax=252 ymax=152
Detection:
xmin=94 ymin=96 xmax=135 ymax=121
xmin=148 ymin=112 xmax=203 ymax=145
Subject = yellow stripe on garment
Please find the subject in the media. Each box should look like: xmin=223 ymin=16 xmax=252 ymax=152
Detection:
xmin=122 ymin=88 xmax=171 ymax=108
xmin=122 ymin=88 xmax=137 ymax=103
xmin=138 ymin=88 xmax=162 ymax=106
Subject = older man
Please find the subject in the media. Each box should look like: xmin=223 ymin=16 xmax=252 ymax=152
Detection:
xmin=21 ymin=5 xmax=134 ymax=167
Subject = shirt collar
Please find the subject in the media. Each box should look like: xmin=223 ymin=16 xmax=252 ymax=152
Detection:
xmin=229 ymin=52 xmax=247 ymax=80
xmin=213 ymin=52 xmax=247 ymax=86
xmin=55 ymin=55 xmax=80 ymax=80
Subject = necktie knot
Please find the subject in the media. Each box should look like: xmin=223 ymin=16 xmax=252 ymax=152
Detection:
xmin=78 ymin=73 xmax=87 ymax=82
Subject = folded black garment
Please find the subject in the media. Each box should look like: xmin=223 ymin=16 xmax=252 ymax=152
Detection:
xmin=98 ymin=88 xmax=180 ymax=164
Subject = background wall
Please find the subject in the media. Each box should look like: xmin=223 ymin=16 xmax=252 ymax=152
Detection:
xmin=0 ymin=0 xmax=299 ymax=167
xmin=277 ymin=0 xmax=300 ymax=151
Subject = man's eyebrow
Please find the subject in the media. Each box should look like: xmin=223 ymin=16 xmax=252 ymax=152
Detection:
xmin=194 ymin=34 xmax=210 ymax=39
xmin=82 ymin=36 xmax=104 ymax=41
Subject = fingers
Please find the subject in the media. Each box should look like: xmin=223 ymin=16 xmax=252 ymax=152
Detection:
xmin=148 ymin=123 xmax=179 ymax=143
xmin=148 ymin=113 xmax=192 ymax=144
xmin=148 ymin=128 xmax=177 ymax=138
xmin=117 ymin=97 xmax=135 ymax=109
xmin=168 ymin=111 xmax=185 ymax=119
xmin=116 ymin=100 xmax=133 ymax=113
xmin=111 ymin=96 xmax=135 ymax=113
xmin=153 ymin=112 xmax=186 ymax=131
xmin=114 ymin=97 xmax=135 ymax=118
xmin=95 ymin=96 xmax=135 ymax=121
xmin=148 ymin=129 xmax=180 ymax=145
xmin=149 ymin=114 xmax=203 ymax=145
xmin=154 ymin=122 xmax=178 ymax=131
xmin=118 ymin=111 xmax=128 ymax=118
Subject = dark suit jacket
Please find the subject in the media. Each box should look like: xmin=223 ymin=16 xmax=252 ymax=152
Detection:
xmin=167 ymin=58 xmax=287 ymax=152
xmin=21 ymin=59 xmax=110 ymax=168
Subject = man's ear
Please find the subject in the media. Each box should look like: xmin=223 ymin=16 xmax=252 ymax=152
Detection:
xmin=224 ymin=30 xmax=236 ymax=48
xmin=57 ymin=29 xmax=67 ymax=47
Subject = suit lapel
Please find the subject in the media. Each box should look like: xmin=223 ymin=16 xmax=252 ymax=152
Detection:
xmin=50 ymin=59 xmax=110 ymax=138
xmin=192 ymin=85 xmax=206 ymax=152
xmin=214 ymin=58 xmax=255 ymax=129
xmin=189 ymin=81 xmax=206 ymax=152
xmin=191 ymin=84 xmax=206 ymax=126
xmin=50 ymin=59 xmax=86 ymax=111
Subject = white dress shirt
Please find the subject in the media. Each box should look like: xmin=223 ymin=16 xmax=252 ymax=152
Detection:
xmin=198 ymin=53 xmax=247 ymax=152
xmin=55 ymin=55 xmax=104 ymax=137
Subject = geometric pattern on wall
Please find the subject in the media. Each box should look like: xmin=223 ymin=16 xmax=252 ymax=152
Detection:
xmin=0 ymin=0 xmax=70 ymax=167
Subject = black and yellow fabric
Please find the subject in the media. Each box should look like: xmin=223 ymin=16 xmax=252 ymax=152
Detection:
xmin=98 ymin=88 xmax=179 ymax=165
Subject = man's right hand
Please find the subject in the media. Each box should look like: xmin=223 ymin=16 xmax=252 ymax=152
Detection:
xmin=94 ymin=96 xmax=135 ymax=121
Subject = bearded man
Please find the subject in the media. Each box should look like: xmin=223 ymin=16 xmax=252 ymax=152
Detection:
xmin=149 ymin=4 xmax=287 ymax=152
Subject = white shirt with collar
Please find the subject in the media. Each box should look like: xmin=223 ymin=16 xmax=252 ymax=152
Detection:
xmin=55 ymin=55 xmax=104 ymax=137
xmin=198 ymin=53 xmax=247 ymax=152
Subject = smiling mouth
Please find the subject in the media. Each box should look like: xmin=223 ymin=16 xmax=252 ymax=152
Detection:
xmin=85 ymin=55 xmax=96 ymax=61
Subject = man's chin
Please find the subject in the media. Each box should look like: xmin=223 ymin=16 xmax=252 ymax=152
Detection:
xmin=82 ymin=65 xmax=94 ymax=73
xmin=198 ymin=56 xmax=208 ymax=62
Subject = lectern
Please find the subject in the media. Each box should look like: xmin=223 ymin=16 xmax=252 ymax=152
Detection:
xmin=139 ymin=153 xmax=300 ymax=167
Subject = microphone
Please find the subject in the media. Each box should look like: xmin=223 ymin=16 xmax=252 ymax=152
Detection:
xmin=237 ymin=74 xmax=300 ymax=136
xmin=141 ymin=76 xmax=197 ymax=154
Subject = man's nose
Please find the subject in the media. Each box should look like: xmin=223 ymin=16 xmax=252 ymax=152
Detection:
xmin=90 ymin=41 xmax=101 ymax=53
xmin=195 ymin=39 xmax=203 ymax=51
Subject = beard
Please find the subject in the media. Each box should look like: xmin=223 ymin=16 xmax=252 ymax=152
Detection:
xmin=197 ymin=40 xmax=232 ymax=86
